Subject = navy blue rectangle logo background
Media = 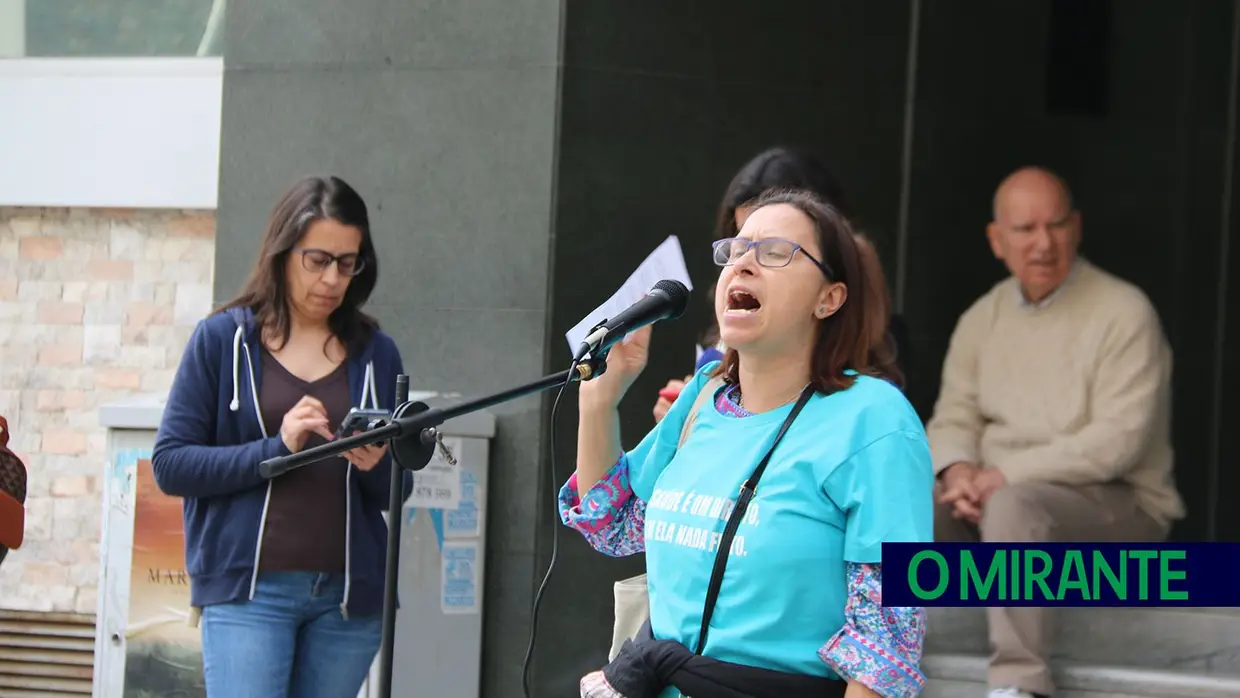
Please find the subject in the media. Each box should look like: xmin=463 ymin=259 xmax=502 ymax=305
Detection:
xmin=881 ymin=542 xmax=1240 ymax=607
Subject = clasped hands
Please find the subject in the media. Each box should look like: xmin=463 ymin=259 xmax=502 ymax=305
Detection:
xmin=936 ymin=461 xmax=1006 ymax=525
xmin=279 ymin=395 xmax=388 ymax=472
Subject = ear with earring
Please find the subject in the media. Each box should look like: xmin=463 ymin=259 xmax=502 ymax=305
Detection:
xmin=817 ymin=306 xmax=827 ymax=318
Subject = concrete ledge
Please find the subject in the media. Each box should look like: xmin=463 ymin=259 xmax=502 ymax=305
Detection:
xmin=924 ymin=653 xmax=1240 ymax=698
xmin=922 ymin=677 xmax=1142 ymax=698
xmin=98 ymin=394 xmax=168 ymax=430
xmin=927 ymin=607 xmax=1240 ymax=672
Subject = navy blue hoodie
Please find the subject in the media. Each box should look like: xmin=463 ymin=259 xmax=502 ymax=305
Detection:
xmin=152 ymin=307 xmax=408 ymax=618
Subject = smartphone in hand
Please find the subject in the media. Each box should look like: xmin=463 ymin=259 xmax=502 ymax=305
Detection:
xmin=335 ymin=408 xmax=392 ymax=440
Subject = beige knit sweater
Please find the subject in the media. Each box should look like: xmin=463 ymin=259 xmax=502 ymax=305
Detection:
xmin=926 ymin=259 xmax=1184 ymax=528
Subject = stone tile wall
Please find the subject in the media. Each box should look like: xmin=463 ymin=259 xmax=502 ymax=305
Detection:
xmin=0 ymin=207 xmax=215 ymax=613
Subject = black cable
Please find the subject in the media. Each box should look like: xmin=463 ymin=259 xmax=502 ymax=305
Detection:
xmin=520 ymin=358 xmax=579 ymax=697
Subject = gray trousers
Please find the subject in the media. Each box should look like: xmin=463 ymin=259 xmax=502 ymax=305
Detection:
xmin=935 ymin=481 xmax=1166 ymax=696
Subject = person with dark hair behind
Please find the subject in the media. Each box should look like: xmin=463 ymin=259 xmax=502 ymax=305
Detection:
xmin=0 ymin=416 xmax=27 ymax=568
xmin=565 ymin=188 xmax=932 ymax=697
xmin=153 ymin=175 xmax=408 ymax=698
xmin=652 ymin=147 xmax=910 ymax=423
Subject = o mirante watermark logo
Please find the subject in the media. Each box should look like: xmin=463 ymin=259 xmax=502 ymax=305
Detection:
xmin=880 ymin=543 xmax=1240 ymax=608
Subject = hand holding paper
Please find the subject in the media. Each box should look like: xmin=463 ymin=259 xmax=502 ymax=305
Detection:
xmin=564 ymin=236 xmax=695 ymax=352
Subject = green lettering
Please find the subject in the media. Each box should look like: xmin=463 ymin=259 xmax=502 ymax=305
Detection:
xmin=1159 ymin=550 xmax=1188 ymax=601
xmin=1057 ymin=550 xmax=1090 ymax=601
xmin=962 ymin=550 xmax=1005 ymax=600
xmin=1023 ymin=550 xmax=1054 ymax=601
xmin=909 ymin=551 xmax=949 ymax=599
xmin=1129 ymin=550 xmax=1157 ymax=600
xmin=1091 ymin=550 xmax=1126 ymax=600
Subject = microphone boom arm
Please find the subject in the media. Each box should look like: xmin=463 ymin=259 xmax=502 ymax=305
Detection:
xmin=256 ymin=353 xmax=609 ymax=698
xmin=251 ymin=281 xmax=687 ymax=698
xmin=257 ymin=354 xmax=609 ymax=477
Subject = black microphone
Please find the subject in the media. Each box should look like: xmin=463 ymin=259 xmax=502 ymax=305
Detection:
xmin=573 ymin=279 xmax=691 ymax=362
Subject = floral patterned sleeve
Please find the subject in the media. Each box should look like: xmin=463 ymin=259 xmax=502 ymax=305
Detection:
xmin=558 ymin=454 xmax=647 ymax=557
xmin=818 ymin=562 xmax=926 ymax=697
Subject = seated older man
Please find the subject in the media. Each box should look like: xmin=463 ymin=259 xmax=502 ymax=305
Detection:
xmin=927 ymin=167 xmax=1184 ymax=698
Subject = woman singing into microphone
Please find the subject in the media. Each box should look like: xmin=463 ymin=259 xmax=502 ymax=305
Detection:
xmin=562 ymin=188 xmax=933 ymax=698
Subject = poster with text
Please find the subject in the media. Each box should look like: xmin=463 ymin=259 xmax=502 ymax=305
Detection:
xmin=123 ymin=456 xmax=205 ymax=698
xmin=441 ymin=541 xmax=479 ymax=615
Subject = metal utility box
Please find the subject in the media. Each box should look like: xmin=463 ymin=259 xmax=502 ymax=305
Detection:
xmin=92 ymin=392 xmax=495 ymax=698
xmin=388 ymin=394 xmax=495 ymax=698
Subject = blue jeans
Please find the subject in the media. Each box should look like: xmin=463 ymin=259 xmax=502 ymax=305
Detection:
xmin=201 ymin=572 xmax=381 ymax=698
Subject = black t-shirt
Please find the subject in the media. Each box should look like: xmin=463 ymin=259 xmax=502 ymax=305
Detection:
xmin=256 ymin=349 xmax=351 ymax=573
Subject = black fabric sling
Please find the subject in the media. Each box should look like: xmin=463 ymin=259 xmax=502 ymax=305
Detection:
xmin=604 ymin=620 xmax=846 ymax=698
xmin=693 ymin=383 xmax=816 ymax=654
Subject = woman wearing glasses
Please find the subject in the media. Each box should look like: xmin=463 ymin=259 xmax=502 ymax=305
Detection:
xmin=651 ymin=146 xmax=911 ymax=425
xmin=564 ymin=188 xmax=932 ymax=697
xmin=153 ymin=175 xmax=406 ymax=698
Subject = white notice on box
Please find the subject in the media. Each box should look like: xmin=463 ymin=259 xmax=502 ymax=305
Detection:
xmin=408 ymin=436 xmax=462 ymax=510
xmin=441 ymin=541 xmax=479 ymax=615
xmin=565 ymin=235 xmax=694 ymax=352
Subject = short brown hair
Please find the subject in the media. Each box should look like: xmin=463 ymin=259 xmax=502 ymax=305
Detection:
xmin=713 ymin=188 xmax=900 ymax=395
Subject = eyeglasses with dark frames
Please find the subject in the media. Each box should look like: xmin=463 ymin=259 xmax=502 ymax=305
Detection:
xmin=712 ymin=237 xmax=835 ymax=280
xmin=294 ymin=247 xmax=366 ymax=277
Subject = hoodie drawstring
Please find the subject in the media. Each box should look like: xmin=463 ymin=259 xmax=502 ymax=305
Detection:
xmin=229 ymin=325 xmax=243 ymax=411
xmin=343 ymin=359 xmax=377 ymax=619
xmin=360 ymin=361 xmax=380 ymax=410
xmin=231 ymin=325 xmax=379 ymax=413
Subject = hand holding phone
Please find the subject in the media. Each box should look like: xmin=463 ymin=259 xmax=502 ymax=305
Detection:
xmin=335 ymin=408 xmax=393 ymax=440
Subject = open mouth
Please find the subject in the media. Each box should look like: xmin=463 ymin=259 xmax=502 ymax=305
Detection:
xmin=726 ymin=289 xmax=761 ymax=314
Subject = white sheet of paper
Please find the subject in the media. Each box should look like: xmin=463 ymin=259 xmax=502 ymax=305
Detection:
xmin=565 ymin=235 xmax=694 ymax=351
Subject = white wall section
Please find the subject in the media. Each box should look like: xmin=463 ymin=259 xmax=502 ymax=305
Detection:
xmin=0 ymin=58 xmax=223 ymax=209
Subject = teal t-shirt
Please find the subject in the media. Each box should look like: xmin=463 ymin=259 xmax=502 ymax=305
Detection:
xmin=627 ymin=362 xmax=933 ymax=692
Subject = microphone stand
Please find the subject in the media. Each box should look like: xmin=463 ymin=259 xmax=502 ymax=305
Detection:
xmin=256 ymin=354 xmax=610 ymax=698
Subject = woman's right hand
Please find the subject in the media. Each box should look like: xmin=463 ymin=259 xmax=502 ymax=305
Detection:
xmin=579 ymin=325 xmax=652 ymax=410
xmin=279 ymin=395 xmax=336 ymax=453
